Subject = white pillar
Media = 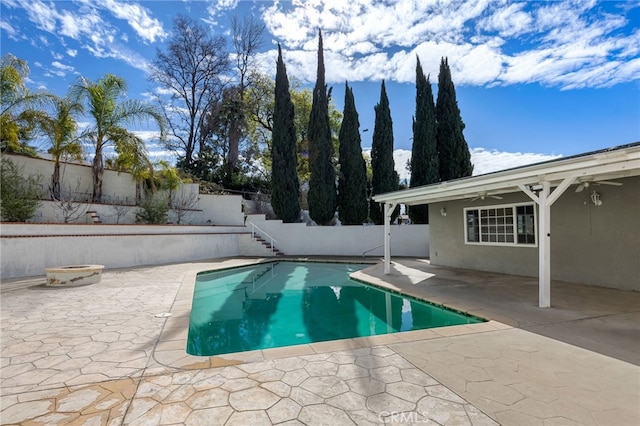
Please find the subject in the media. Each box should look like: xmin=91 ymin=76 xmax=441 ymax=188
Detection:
xmin=383 ymin=202 xmax=396 ymax=275
xmin=520 ymin=177 xmax=574 ymax=309
xmin=538 ymin=181 xmax=551 ymax=308
xmin=384 ymin=203 xmax=391 ymax=274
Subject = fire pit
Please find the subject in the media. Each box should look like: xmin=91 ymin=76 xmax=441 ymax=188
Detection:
xmin=45 ymin=265 xmax=104 ymax=287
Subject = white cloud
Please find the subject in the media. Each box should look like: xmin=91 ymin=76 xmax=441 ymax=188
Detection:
xmin=260 ymin=0 xmax=639 ymax=89
xmin=363 ymin=147 xmax=562 ymax=184
xmin=131 ymin=130 xmax=162 ymax=142
xmin=52 ymin=61 xmax=74 ymax=72
xmin=12 ymin=0 xmax=153 ymax=75
xmin=470 ymin=147 xmax=562 ymax=175
xmin=477 ymin=2 xmax=533 ymax=38
xmin=0 ymin=20 xmax=19 ymax=40
xmin=97 ymin=0 xmax=167 ymax=43
xmin=23 ymin=0 xmax=57 ymax=33
xmin=361 ymin=148 xmax=412 ymax=183
xmin=205 ymin=0 xmax=240 ymax=26
xmin=393 ymin=149 xmax=412 ymax=183
xmin=67 ymin=49 xmax=78 ymax=57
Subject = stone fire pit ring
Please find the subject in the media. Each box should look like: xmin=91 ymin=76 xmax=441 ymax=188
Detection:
xmin=45 ymin=264 xmax=104 ymax=287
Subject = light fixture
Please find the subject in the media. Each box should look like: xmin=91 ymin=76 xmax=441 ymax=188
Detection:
xmin=440 ymin=207 xmax=447 ymax=217
xmin=590 ymin=190 xmax=602 ymax=206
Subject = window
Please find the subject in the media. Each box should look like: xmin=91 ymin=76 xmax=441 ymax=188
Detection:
xmin=465 ymin=203 xmax=536 ymax=246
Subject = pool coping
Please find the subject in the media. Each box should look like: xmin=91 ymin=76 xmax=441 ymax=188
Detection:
xmin=150 ymin=258 xmax=511 ymax=372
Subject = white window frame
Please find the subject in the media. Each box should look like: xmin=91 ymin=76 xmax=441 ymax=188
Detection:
xmin=464 ymin=202 xmax=538 ymax=247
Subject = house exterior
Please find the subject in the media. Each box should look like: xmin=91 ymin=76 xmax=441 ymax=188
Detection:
xmin=373 ymin=142 xmax=640 ymax=307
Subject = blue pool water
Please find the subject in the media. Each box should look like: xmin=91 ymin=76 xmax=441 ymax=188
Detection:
xmin=187 ymin=261 xmax=484 ymax=356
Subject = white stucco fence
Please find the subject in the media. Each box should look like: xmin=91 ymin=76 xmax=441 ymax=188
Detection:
xmin=4 ymin=154 xmax=244 ymax=226
xmin=1 ymin=221 xmax=429 ymax=280
xmin=31 ymin=190 xmax=244 ymax=226
xmin=246 ymin=214 xmax=429 ymax=258
xmin=1 ymin=154 xmax=430 ymax=280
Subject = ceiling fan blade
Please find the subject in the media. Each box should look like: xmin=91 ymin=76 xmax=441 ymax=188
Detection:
xmin=575 ymin=183 xmax=586 ymax=193
xmin=596 ymin=181 xmax=623 ymax=186
xmin=489 ymin=195 xmax=503 ymax=200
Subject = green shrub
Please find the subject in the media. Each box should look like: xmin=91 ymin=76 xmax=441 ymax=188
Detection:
xmin=135 ymin=195 xmax=169 ymax=224
xmin=0 ymin=157 xmax=42 ymax=222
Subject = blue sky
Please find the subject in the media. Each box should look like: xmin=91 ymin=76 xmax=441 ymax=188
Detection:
xmin=1 ymin=0 xmax=639 ymax=179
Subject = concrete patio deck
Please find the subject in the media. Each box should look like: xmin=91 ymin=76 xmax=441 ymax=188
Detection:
xmin=1 ymin=257 xmax=638 ymax=425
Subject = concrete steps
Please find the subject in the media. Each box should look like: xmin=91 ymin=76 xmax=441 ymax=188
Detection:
xmin=86 ymin=211 xmax=102 ymax=224
xmin=253 ymin=235 xmax=284 ymax=256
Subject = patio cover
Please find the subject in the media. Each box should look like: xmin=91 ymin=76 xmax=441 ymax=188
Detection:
xmin=372 ymin=142 xmax=640 ymax=308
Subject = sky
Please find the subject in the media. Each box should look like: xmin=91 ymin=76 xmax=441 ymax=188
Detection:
xmin=1 ymin=0 xmax=639 ymax=181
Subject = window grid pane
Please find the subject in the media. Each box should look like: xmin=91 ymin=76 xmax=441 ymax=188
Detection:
xmin=466 ymin=210 xmax=479 ymax=242
xmin=465 ymin=204 xmax=535 ymax=246
xmin=516 ymin=205 xmax=536 ymax=245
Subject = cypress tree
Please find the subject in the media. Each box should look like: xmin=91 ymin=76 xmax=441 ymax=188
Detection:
xmin=307 ymin=29 xmax=337 ymax=225
xmin=436 ymin=57 xmax=473 ymax=181
xmin=337 ymin=83 xmax=368 ymax=225
xmin=370 ymin=80 xmax=399 ymax=225
xmin=271 ymin=44 xmax=300 ymax=223
xmin=409 ymin=57 xmax=439 ymax=224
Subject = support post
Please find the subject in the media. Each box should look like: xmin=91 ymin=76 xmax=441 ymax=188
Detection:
xmin=520 ymin=177 xmax=575 ymax=308
xmin=538 ymin=181 xmax=551 ymax=308
xmin=383 ymin=202 xmax=397 ymax=274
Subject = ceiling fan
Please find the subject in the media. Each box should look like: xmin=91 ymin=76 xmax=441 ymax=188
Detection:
xmin=575 ymin=180 xmax=622 ymax=193
xmin=468 ymin=192 xmax=503 ymax=202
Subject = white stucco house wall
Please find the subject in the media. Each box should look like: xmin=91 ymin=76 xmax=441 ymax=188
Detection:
xmin=373 ymin=142 xmax=640 ymax=307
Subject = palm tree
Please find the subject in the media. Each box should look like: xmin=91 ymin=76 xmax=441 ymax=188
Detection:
xmin=154 ymin=160 xmax=181 ymax=206
xmin=1 ymin=54 xmax=53 ymax=155
xmin=105 ymin=130 xmax=156 ymax=203
xmin=39 ymin=96 xmax=84 ymax=200
xmin=70 ymin=74 xmax=166 ymax=202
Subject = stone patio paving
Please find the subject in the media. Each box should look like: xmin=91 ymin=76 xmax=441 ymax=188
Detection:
xmin=1 ymin=258 xmax=638 ymax=425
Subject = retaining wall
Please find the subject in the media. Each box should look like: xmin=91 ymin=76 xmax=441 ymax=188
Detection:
xmin=247 ymin=214 xmax=429 ymax=258
xmin=1 ymin=221 xmax=430 ymax=280
xmin=0 ymin=224 xmax=248 ymax=279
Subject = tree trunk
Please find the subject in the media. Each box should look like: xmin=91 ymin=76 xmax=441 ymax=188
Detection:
xmin=51 ymin=161 xmax=61 ymax=200
xmin=228 ymin=120 xmax=240 ymax=172
xmin=92 ymin=150 xmax=104 ymax=203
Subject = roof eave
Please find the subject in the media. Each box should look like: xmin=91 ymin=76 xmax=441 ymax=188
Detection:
xmin=374 ymin=143 xmax=640 ymax=205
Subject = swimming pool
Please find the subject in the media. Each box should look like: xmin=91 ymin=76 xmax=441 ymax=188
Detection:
xmin=187 ymin=261 xmax=484 ymax=356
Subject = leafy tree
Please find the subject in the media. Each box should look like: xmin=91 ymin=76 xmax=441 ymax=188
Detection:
xmin=307 ymin=30 xmax=337 ymax=225
xmin=70 ymin=73 xmax=166 ymax=203
xmin=1 ymin=54 xmax=52 ymax=155
xmin=135 ymin=195 xmax=169 ymax=224
xmin=0 ymin=157 xmax=42 ymax=222
xmin=105 ymin=130 xmax=156 ymax=203
xmin=337 ymin=83 xmax=368 ymax=225
xmin=409 ymin=57 xmax=439 ymax=224
xmin=150 ymin=15 xmax=229 ymax=171
xmin=370 ymin=80 xmax=399 ymax=225
xmin=154 ymin=160 xmax=182 ymax=206
xmin=201 ymin=86 xmax=242 ymax=173
xmin=226 ymin=14 xmax=266 ymax=181
xmin=39 ymin=95 xmax=83 ymax=200
xmin=436 ymin=57 xmax=473 ymax=181
xmin=245 ymin=73 xmax=341 ymax=184
xmin=271 ymin=45 xmax=300 ymax=223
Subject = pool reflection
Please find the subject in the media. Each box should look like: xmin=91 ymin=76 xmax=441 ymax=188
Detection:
xmin=187 ymin=262 xmax=482 ymax=356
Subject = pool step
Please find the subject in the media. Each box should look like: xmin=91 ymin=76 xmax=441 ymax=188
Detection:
xmin=243 ymin=293 xmax=282 ymax=312
xmin=86 ymin=211 xmax=102 ymax=224
xmin=252 ymin=235 xmax=284 ymax=256
xmin=241 ymin=264 xmax=277 ymax=287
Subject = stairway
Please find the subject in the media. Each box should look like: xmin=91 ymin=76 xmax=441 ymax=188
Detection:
xmin=86 ymin=211 xmax=102 ymax=224
xmin=252 ymin=234 xmax=284 ymax=256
